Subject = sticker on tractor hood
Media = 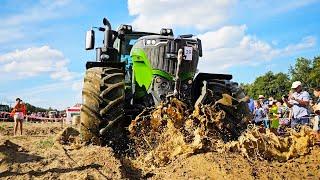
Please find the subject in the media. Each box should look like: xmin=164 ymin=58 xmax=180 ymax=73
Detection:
xmin=184 ymin=46 xmax=193 ymax=61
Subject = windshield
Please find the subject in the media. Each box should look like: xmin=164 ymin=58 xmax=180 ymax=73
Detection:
xmin=120 ymin=34 xmax=141 ymax=56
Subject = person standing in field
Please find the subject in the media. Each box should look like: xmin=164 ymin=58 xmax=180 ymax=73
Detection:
xmin=10 ymin=98 xmax=26 ymax=136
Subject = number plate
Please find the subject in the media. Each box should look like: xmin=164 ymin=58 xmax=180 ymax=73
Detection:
xmin=184 ymin=46 xmax=193 ymax=61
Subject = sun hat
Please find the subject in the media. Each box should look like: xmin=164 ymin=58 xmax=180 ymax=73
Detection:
xmin=291 ymin=81 xmax=302 ymax=89
xmin=258 ymin=95 xmax=265 ymax=99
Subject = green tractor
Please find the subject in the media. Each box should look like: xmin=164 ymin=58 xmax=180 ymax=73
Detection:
xmin=81 ymin=18 xmax=245 ymax=145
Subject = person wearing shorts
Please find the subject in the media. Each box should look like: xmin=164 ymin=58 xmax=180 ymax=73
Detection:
xmin=11 ymin=98 xmax=26 ymax=136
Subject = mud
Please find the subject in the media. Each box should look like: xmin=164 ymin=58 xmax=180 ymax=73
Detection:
xmin=225 ymin=126 xmax=319 ymax=161
xmin=0 ymin=122 xmax=123 ymax=179
xmin=128 ymin=96 xmax=251 ymax=167
xmin=128 ymin=97 xmax=320 ymax=178
xmin=0 ymin=122 xmax=63 ymax=136
xmin=0 ymin=97 xmax=320 ymax=180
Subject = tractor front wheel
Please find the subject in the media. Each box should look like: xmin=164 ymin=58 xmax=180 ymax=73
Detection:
xmin=80 ymin=67 xmax=125 ymax=145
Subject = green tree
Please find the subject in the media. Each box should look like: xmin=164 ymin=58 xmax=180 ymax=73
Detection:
xmin=243 ymin=56 xmax=319 ymax=100
xmin=25 ymin=103 xmax=48 ymax=113
xmin=243 ymin=71 xmax=290 ymax=100
xmin=289 ymin=57 xmax=313 ymax=88
xmin=310 ymin=56 xmax=320 ymax=87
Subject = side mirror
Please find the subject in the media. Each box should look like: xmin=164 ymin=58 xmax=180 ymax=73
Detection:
xmin=197 ymin=38 xmax=202 ymax=57
xmin=85 ymin=30 xmax=95 ymax=50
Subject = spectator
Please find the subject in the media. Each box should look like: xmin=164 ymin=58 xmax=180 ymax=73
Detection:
xmin=283 ymin=81 xmax=310 ymax=129
xmin=253 ymin=100 xmax=265 ymax=126
xmin=246 ymin=96 xmax=255 ymax=113
xmin=258 ymin=95 xmax=270 ymax=128
xmin=258 ymin=95 xmax=266 ymax=104
xmin=269 ymin=100 xmax=279 ymax=130
xmin=312 ymin=87 xmax=320 ymax=131
xmin=10 ymin=98 xmax=26 ymax=136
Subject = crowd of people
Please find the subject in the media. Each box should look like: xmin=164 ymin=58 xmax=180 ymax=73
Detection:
xmin=247 ymin=81 xmax=320 ymax=134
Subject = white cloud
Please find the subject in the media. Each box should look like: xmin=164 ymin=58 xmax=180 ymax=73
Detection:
xmin=2 ymin=80 xmax=83 ymax=109
xmin=0 ymin=46 xmax=77 ymax=81
xmin=128 ymin=0 xmax=236 ymax=31
xmin=197 ymin=25 xmax=317 ymax=73
xmin=0 ymin=0 xmax=71 ymax=27
xmin=0 ymin=0 xmax=75 ymax=45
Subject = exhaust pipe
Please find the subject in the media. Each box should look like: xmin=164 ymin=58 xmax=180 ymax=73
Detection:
xmin=103 ymin=18 xmax=112 ymax=48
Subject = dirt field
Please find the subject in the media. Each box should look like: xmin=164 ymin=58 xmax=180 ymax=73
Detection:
xmin=0 ymin=122 xmax=319 ymax=179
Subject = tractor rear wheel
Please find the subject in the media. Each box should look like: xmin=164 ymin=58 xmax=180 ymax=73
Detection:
xmin=80 ymin=67 xmax=125 ymax=145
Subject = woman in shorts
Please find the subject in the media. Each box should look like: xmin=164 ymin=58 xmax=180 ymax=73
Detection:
xmin=11 ymin=98 xmax=26 ymax=136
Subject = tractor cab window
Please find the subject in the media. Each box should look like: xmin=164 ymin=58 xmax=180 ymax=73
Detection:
xmin=113 ymin=34 xmax=140 ymax=63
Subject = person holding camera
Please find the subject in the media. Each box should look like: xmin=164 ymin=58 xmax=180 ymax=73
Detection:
xmin=282 ymin=81 xmax=310 ymax=129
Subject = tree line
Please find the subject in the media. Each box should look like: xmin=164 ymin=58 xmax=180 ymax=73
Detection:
xmin=242 ymin=56 xmax=320 ymax=100
xmin=24 ymin=103 xmax=55 ymax=113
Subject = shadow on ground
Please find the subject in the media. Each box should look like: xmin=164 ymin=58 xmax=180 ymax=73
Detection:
xmin=0 ymin=164 xmax=102 ymax=178
xmin=0 ymin=140 xmax=43 ymax=164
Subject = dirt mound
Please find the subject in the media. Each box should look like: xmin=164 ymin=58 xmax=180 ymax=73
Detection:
xmin=0 ymin=123 xmax=124 ymax=179
xmin=128 ymin=96 xmax=251 ymax=167
xmin=55 ymin=127 xmax=81 ymax=145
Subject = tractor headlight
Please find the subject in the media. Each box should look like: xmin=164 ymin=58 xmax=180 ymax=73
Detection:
xmin=155 ymin=77 xmax=161 ymax=83
xmin=160 ymin=28 xmax=173 ymax=36
xmin=118 ymin=24 xmax=133 ymax=33
xmin=146 ymin=39 xmax=156 ymax=45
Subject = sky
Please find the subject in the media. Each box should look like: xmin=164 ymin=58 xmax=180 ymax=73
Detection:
xmin=0 ymin=0 xmax=319 ymax=109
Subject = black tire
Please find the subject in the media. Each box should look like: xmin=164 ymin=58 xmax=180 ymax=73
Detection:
xmin=80 ymin=67 xmax=125 ymax=144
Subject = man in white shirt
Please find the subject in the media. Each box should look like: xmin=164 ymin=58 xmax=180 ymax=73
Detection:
xmin=283 ymin=81 xmax=310 ymax=128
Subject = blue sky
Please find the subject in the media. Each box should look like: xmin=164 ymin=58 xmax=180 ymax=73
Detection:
xmin=0 ymin=0 xmax=319 ymax=109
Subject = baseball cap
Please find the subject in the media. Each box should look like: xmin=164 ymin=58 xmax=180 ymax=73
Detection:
xmin=291 ymin=81 xmax=301 ymax=89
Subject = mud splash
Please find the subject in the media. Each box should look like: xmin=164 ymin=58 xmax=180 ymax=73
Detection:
xmin=128 ymin=95 xmax=251 ymax=167
xmin=128 ymin=95 xmax=319 ymax=168
xmin=225 ymin=126 xmax=318 ymax=161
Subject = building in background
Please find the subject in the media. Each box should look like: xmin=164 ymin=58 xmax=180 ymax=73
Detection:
xmin=65 ymin=104 xmax=81 ymax=124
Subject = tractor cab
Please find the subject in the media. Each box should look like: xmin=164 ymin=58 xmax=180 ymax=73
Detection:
xmin=112 ymin=30 xmax=158 ymax=83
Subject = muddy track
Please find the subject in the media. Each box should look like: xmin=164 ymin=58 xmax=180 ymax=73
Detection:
xmin=0 ymin=122 xmax=319 ymax=179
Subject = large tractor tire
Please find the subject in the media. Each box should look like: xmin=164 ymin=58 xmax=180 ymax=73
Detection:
xmin=80 ymin=67 xmax=125 ymax=145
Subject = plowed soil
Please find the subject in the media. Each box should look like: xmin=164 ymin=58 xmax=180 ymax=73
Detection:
xmin=0 ymin=122 xmax=319 ymax=179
